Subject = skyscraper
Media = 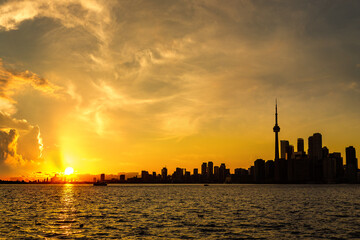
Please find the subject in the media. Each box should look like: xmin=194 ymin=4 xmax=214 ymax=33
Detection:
xmin=201 ymin=162 xmax=207 ymax=176
xmin=207 ymin=161 xmax=214 ymax=177
xmin=308 ymin=133 xmax=323 ymax=181
xmin=254 ymin=159 xmax=265 ymax=183
xmin=273 ymin=100 xmax=280 ymax=161
xmin=346 ymin=146 xmax=358 ymax=183
xmin=309 ymin=133 xmax=322 ymax=160
xmin=297 ymin=138 xmax=304 ymax=153
xmin=161 ymin=167 xmax=167 ymax=180
xmin=280 ymin=140 xmax=289 ymax=159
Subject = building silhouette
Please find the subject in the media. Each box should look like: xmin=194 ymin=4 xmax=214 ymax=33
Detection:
xmin=346 ymin=146 xmax=358 ymax=183
xmin=297 ymin=138 xmax=304 ymax=153
xmin=201 ymin=162 xmax=207 ymax=176
xmin=280 ymin=140 xmax=289 ymax=159
xmin=254 ymin=159 xmax=265 ymax=183
xmin=161 ymin=167 xmax=167 ymax=180
xmin=207 ymin=161 xmax=213 ymax=180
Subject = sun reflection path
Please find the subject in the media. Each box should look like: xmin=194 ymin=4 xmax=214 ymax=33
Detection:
xmin=56 ymin=184 xmax=83 ymax=236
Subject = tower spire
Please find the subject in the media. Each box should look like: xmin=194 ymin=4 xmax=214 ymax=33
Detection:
xmin=273 ymin=99 xmax=280 ymax=161
xmin=275 ymin=98 xmax=278 ymax=125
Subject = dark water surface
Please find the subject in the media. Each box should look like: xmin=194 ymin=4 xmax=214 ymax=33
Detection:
xmin=0 ymin=184 xmax=360 ymax=239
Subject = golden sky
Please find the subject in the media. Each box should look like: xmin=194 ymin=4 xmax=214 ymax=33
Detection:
xmin=0 ymin=0 xmax=359 ymax=179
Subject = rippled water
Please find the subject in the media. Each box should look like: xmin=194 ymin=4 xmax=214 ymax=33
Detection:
xmin=0 ymin=184 xmax=360 ymax=239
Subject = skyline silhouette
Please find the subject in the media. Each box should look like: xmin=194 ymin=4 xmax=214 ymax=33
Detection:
xmin=2 ymin=102 xmax=358 ymax=184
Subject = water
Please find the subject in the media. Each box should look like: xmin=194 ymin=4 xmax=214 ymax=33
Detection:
xmin=0 ymin=184 xmax=359 ymax=239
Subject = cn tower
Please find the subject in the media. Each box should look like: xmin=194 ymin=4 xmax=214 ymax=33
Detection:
xmin=273 ymin=100 xmax=280 ymax=161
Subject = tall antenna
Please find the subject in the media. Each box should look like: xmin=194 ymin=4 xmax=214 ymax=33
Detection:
xmin=275 ymin=98 xmax=278 ymax=125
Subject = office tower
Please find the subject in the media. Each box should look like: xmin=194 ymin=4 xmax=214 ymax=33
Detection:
xmin=214 ymin=166 xmax=219 ymax=176
xmin=141 ymin=171 xmax=150 ymax=182
xmin=287 ymin=145 xmax=294 ymax=160
xmin=297 ymin=138 xmax=304 ymax=153
xmin=254 ymin=159 xmax=265 ymax=183
xmin=161 ymin=167 xmax=167 ymax=179
xmin=309 ymin=133 xmax=322 ymax=160
xmin=219 ymin=163 xmax=226 ymax=182
xmin=173 ymin=168 xmax=184 ymax=182
xmin=323 ymin=152 xmax=343 ymax=183
xmin=100 ymin=173 xmax=105 ymax=182
xmin=265 ymin=160 xmax=275 ymax=183
xmin=201 ymin=162 xmax=207 ymax=176
xmin=214 ymin=166 xmax=220 ymax=182
xmin=346 ymin=146 xmax=357 ymax=169
xmin=207 ymin=161 xmax=214 ymax=176
xmin=273 ymin=100 xmax=280 ymax=161
xmin=322 ymin=147 xmax=329 ymax=158
xmin=120 ymin=175 xmax=125 ymax=182
xmin=280 ymin=140 xmax=289 ymax=159
xmin=346 ymin=146 xmax=358 ymax=183
xmin=193 ymin=168 xmax=198 ymax=175
xmin=308 ymin=133 xmax=323 ymax=182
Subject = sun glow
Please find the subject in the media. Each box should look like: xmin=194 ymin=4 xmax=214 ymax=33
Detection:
xmin=64 ymin=167 xmax=74 ymax=175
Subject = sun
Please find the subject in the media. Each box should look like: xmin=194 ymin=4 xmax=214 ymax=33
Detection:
xmin=64 ymin=167 xmax=74 ymax=175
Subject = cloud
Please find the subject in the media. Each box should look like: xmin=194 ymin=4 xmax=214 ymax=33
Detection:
xmin=0 ymin=128 xmax=24 ymax=166
xmin=17 ymin=126 xmax=43 ymax=160
xmin=0 ymin=58 xmax=59 ymax=102
xmin=0 ymin=111 xmax=31 ymax=130
xmin=0 ymin=112 xmax=43 ymax=168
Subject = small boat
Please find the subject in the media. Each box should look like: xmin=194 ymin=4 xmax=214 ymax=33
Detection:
xmin=93 ymin=182 xmax=107 ymax=186
xmin=204 ymin=184 xmax=209 ymax=186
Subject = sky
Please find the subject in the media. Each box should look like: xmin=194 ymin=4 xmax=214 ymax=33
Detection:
xmin=0 ymin=0 xmax=359 ymax=179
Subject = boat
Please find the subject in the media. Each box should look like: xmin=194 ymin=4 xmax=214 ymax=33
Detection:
xmin=93 ymin=181 xmax=107 ymax=186
xmin=204 ymin=184 xmax=209 ymax=186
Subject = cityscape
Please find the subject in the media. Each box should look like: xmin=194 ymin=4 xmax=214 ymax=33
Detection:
xmin=1 ymin=103 xmax=358 ymax=185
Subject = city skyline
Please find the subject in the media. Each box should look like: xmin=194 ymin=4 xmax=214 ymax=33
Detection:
xmin=3 ymin=102 xmax=356 ymax=184
xmin=0 ymin=1 xmax=360 ymax=179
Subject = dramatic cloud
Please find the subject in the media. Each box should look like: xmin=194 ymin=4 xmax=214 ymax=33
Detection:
xmin=17 ymin=126 xmax=43 ymax=161
xmin=0 ymin=111 xmax=31 ymax=130
xmin=0 ymin=58 xmax=58 ymax=102
xmin=0 ymin=128 xmax=23 ymax=166
xmin=0 ymin=112 xmax=43 ymax=170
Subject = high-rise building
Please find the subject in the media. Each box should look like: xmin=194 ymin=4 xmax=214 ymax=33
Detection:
xmin=287 ymin=145 xmax=294 ymax=160
xmin=346 ymin=146 xmax=358 ymax=183
xmin=100 ymin=173 xmax=105 ymax=182
xmin=254 ymin=159 xmax=265 ymax=183
xmin=214 ymin=166 xmax=220 ymax=181
xmin=297 ymin=138 xmax=304 ymax=153
xmin=219 ymin=163 xmax=226 ymax=182
xmin=280 ymin=140 xmax=289 ymax=159
xmin=346 ymin=146 xmax=357 ymax=169
xmin=309 ymin=133 xmax=322 ymax=160
xmin=323 ymin=152 xmax=343 ymax=183
xmin=265 ymin=160 xmax=275 ymax=183
xmin=308 ymin=133 xmax=323 ymax=182
xmin=201 ymin=162 xmax=207 ymax=176
xmin=161 ymin=167 xmax=167 ymax=180
xmin=273 ymin=100 xmax=280 ymax=161
xmin=193 ymin=168 xmax=198 ymax=175
xmin=207 ymin=161 xmax=214 ymax=177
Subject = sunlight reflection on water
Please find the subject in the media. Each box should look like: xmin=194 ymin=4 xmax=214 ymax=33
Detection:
xmin=0 ymin=184 xmax=359 ymax=239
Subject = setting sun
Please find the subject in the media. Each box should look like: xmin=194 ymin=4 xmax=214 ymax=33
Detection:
xmin=64 ymin=167 xmax=74 ymax=175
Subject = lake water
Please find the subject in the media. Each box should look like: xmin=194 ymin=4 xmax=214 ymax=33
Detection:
xmin=0 ymin=184 xmax=359 ymax=239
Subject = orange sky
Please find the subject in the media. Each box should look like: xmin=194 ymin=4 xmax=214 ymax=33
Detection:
xmin=0 ymin=0 xmax=359 ymax=179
